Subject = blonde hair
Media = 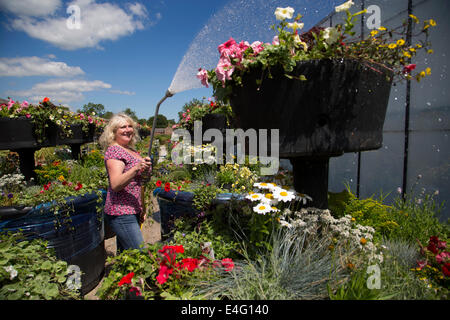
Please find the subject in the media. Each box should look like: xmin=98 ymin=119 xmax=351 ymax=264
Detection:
xmin=99 ymin=113 xmax=140 ymax=150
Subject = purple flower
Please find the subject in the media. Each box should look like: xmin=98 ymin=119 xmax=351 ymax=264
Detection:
xmin=7 ymin=193 xmax=13 ymax=199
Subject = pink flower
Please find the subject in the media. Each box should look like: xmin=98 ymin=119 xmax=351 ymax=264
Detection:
xmin=196 ymin=68 xmax=209 ymax=88
xmin=272 ymin=35 xmax=280 ymax=45
xmin=251 ymin=41 xmax=264 ymax=55
xmin=7 ymin=99 xmax=14 ymax=110
xmin=129 ymin=286 xmax=142 ymax=297
xmin=215 ymin=57 xmax=235 ymax=87
xmin=79 ymin=113 xmax=85 ymax=120
xmin=436 ymin=252 xmax=450 ymax=264
xmin=88 ymin=115 xmax=93 ymax=123
xmin=20 ymin=101 xmax=29 ymax=108
xmin=218 ymin=37 xmax=237 ymax=57
xmin=26 ymin=113 xmax=31 ymax=118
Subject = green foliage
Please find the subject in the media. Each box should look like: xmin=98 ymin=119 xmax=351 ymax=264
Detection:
xmin=34 ymin=160 xmax=69 ymax=185
xmin=148 ymin=114 xmax=168 ymax=128
xmin=192 ymin=183 xmax=221 ymax=211
xmin=172 ymin=218 xmax=240 ymax=260
xmin=80 ymin=148 xmax=104 ymax=168
xmin=328 ymin=189 xmax=448 ymax=245
xmin=0 ymin=232 xmax=80 ymax=300
xmin=77 ymin=102 xmax=105 ymax=117
xmin=96 ymin=246 xmax=159 ymax=300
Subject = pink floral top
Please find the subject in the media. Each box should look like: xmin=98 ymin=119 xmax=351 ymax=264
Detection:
xmin=104 ymin=145 xmax=142 ymax=216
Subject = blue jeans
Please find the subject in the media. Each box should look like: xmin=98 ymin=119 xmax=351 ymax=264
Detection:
xmin=104 ymin=214 xmax=144 ymax=253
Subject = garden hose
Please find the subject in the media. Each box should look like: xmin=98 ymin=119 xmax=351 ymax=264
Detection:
xmin=140 ymin=89 xmax=174 ymax=229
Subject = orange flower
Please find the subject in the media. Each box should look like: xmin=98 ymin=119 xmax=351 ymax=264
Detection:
xmin=360 ymin=238 xmax=367 ymax=245
xmin=42 ymin=97 xmax=50 ymax=103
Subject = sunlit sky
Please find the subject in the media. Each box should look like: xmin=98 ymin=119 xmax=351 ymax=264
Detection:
xmin=0 ymin=0 xmax=341 ymax=121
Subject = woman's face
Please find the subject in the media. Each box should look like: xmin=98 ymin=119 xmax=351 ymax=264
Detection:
xmin=114 ymin=120 xmax=134 ymax=146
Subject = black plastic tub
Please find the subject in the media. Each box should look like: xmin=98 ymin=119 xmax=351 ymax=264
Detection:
xmin=0 ymin=190 xmax=107 ymax=295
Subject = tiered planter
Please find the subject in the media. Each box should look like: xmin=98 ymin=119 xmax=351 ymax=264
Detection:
xmin=0 ymin=118 xmax=96 ymax=180
xmin=0 ymin=190 xmax=107 ymax=295
xmin=228 ymin=59 xmax=394 ymax=208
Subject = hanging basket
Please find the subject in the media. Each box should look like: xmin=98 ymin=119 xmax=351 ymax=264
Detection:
xmin=229 ymin=58 xmax=394 ymax=158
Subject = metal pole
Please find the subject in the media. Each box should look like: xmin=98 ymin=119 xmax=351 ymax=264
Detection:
xmin=357 ymin=0 xmax=366 ymax=198
xmin=402 ymin=0 xmax=413 ymax=200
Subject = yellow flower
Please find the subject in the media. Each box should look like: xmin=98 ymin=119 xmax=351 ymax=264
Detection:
xmin=388 ymin=43 xmax=397 ymax=49
xmin=429 ymin=19 xmax=436 ymax=27
xmin=378 ymin=26 xmax=387 ymax=31
xmin=58 ymin=175 xmax=65 ymax=182
xmin=397 ymin=39 xmax=405 ymax=46
xmin=420 ymin=71 xmax=426 ymax=78
xmin=426 ymin=67 xmax=431 ymax=75
xmin=351 ymin=217 xmax=356 ymax=222
xmin=409 ymin=14 xmax=419 ymax=24
xmin=427 ymin=49 xmax=434 ymax=54
xmin=409 ymin=47 xmax=416 ymax=52
xmin=403 ymin=51 xmax=412 ymax=58
xmin=416 ymin=44 xmax=422 ymax=48
xmin=370 ymin=30 xmax=378 ymax=37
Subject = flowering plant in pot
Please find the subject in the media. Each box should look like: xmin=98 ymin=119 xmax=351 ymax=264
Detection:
xmin=198 ymin=1 xmax=436 ymax=101
xmin=0 ymin=97 xmax=105 ymax=145
xmin=172 ymin=97 xmax=232 ymax=132
xmin=196 ymin=2 xmax=436 ymax=209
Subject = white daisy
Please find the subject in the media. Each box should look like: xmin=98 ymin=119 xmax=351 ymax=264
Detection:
xmin=253 ymin=202 xmax=272 ymax=215
xmin=253 ymin=182 xmax=272 ymax=190
xmin=272 ymin=188 xmax=296 ymax=202
xmin=245 ymin=192 xmax=264 ymax=202
xmin=274 ymin=6 xmax=294 ymax=21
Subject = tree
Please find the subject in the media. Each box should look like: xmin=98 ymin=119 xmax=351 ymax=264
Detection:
xmin=148 ymin=114 xmax=168 ymax=128
xmin=77 ymin=102 xmax=105 ymax=116
xmin=122 ymin=108 xmax=138 ymax=121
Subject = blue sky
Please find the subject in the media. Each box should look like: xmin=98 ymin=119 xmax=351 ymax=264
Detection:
xmin=0 ymin=0 xmax=338 ymax=121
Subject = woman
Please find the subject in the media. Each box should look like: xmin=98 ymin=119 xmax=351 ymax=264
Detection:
xmin=99 ymin=113 xmax=152 ymax=252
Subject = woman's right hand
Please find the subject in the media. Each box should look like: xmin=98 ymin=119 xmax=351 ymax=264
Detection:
xmin=135 ymin=157 xmax=151 ymax=174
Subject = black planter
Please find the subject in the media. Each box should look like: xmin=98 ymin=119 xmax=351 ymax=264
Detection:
xmin=229 ymin=59 xmax=394 ymax=208
xmin=0 ymin=191 xmax=107 ymax=295
xmin=0 ymin=206 xmax=33 ymax=221
xmin=0 ymin=118 xmax=97 ymax=179
xmin=0 ymin=117 xmax=53 ymax=149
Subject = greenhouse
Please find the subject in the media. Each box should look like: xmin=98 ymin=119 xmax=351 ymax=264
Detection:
xmin=0 ymin=0 xmax=448 ymax=303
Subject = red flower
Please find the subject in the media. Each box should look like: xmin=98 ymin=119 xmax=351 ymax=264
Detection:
xmin=118 ymin=272 xmax=134 ymax=286
xmin=156 ymin=265 xmax=173 ymax=284
xmin=42 ymin=97 xmax=50 ymax=103
xmin=156 ymin=180 xmax=162 ymax=187
xmin=164 ymin=183 xmax=170 ymax=192
xmin=74 ymin=182 xmax=83 ymax=191
xmin=403 ymin=63 xmax=416 ymax=74
xmin=62 ymin=180 xmax=67 ymax=186
xmin=43 ymin=183 xmax=50 ymax=191
xmin=177 ymin=185 xmax=181 ymax=191
xmin=417 ymin=260 xmax=427 ymax=270
xmin=180 ymin=258 xmax=199 ymax=272
xmin=129 ymin=286 xmax=142 ymax=297
xmin=442 ymin=263 xmax=450 ymax=277
xmin=427 ymin=242 xmax=438 ymax=254
xmin=221 ymin=258 xmax=235 ymax=272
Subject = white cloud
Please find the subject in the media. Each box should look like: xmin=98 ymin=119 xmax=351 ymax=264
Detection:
xmin=7 ymin=79 xmax=111 ymax=104
xmin=0 ymin=0 xmax=61 ymax=17
xmin=110 ymin=89 xmax=136 ymax=96
xmin=0 ymin=56 xmax=84 ymax=77
xmin=9 ymin=0 xmax=151 ymax=50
